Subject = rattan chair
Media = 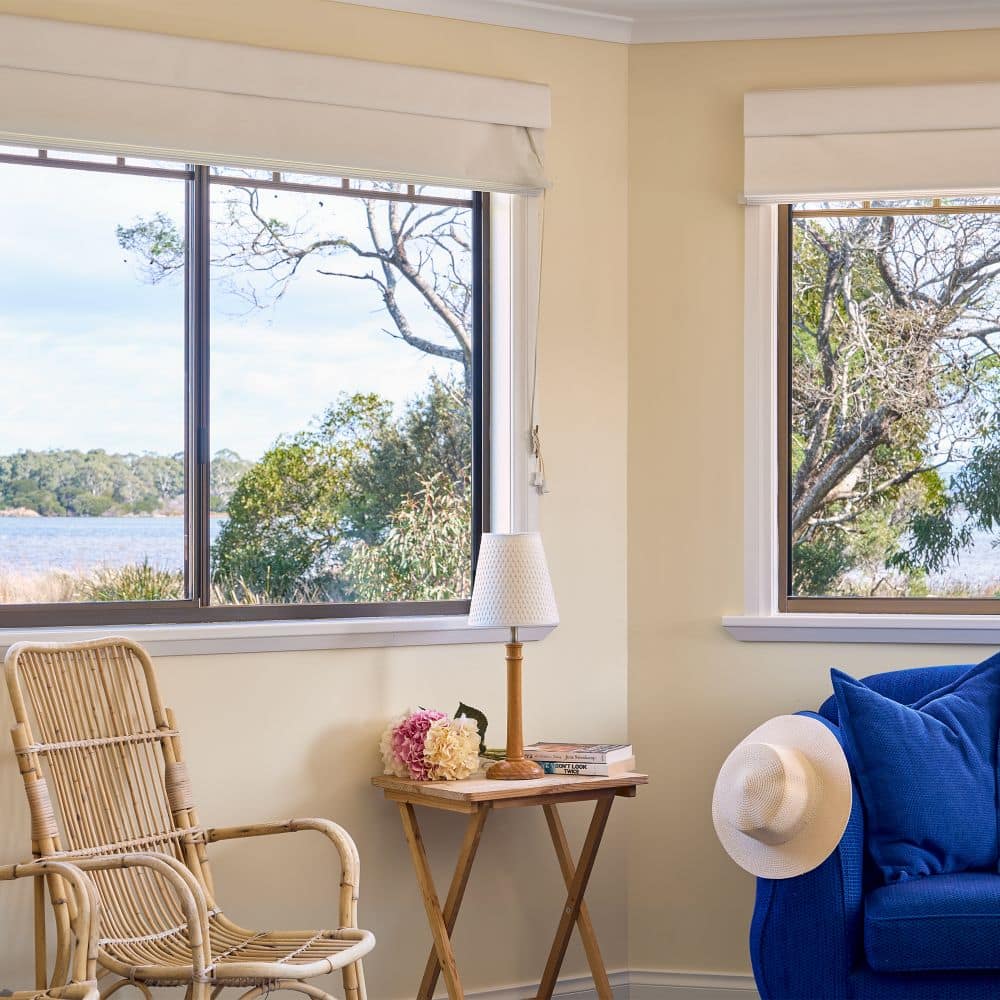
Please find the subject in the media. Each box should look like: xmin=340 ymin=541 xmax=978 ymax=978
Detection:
xmin=1 ymin=859 xmax=100 ymax=1000
xmin=4 ymin=637 xmax=374 ymax=1000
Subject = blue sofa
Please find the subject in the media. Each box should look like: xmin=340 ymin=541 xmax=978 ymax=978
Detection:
xmin=751 ymin=663 xmax=1000 ymax=1000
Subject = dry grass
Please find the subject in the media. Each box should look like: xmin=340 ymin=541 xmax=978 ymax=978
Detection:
xmin=0 ymin=563 xmax=184 ymax=604
xmin=0 ymin=568 xmax=81 ymax=604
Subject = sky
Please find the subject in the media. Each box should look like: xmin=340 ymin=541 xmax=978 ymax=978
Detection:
xmin=0 ymin=157 xmax=467 ymax=461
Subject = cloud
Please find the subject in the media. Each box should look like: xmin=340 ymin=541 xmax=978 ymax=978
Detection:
xmin=0 ymin=159 xmax=467 ymax=460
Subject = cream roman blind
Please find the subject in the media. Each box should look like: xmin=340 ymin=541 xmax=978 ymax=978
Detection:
xmin=0 ymin=14 xmax=550 ymax=193
xmin=744 ymin=82 xmax=1000 ymax=203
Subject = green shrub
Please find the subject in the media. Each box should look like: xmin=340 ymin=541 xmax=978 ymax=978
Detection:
xmin=79 ymin=560 xmax=184 ymax=602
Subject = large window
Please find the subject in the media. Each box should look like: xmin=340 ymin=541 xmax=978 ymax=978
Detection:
xmin=0 ymin=148 xmax=489 ymax=626
xmin=780 ymin=199 xmax=1000 ymax=613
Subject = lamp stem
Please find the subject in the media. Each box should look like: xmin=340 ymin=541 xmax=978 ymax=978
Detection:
xmin=505 ymin=636 xmax=525 ymax=762
xmin=486 ymin=625 xmax=543 ymax=780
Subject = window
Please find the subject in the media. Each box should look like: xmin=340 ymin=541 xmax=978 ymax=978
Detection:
xmin=0 ymin=148 xmax=489 ymax=627
xmin=779 ymin=199 xmax=1000 ymax=613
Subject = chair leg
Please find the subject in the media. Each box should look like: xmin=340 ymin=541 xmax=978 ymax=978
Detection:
xmin=342 ymin=957 xmax=365 ymax=1000
xmin=341 ymin=958 xmax=360 ymax=1000
xmin=34 ymin=876 xmax=47 ymax=991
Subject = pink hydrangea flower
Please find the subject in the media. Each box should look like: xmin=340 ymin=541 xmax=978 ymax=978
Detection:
xmin=392 ymin=709 xmax=447 ymax=780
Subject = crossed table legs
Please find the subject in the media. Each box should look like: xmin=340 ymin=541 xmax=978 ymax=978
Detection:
xmin=397 ymin=792 xmax=617 ymax=1000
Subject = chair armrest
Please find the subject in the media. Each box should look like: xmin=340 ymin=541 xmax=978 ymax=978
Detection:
xmin=750 ymin=712 xmax=865 ymax=1000
xmin=0 ymin=861 xmax=101 ymax=987
xmin=205 ymin=818 xmax=361 ymax=927
xmin=34 ymin=853 xmax=212 ymax=984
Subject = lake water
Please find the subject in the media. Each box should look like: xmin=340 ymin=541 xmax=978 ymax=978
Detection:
xmin=0 ymin=516 xmax=226 ymax=574
xmin=2 ymin=514 xmax=1000 ymax=590
xmin=927 ymin=531 xmax=1000 ymax=589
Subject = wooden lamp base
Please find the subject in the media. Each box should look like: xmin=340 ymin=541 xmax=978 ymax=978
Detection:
xmin=487 ymin=757 xmax=544 ymax=780
xmin=487 ymin=634 xmax=543 ymax=781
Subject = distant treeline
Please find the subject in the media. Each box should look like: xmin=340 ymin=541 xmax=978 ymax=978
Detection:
xmin=0 ymin=449 xmax=252 ymax=516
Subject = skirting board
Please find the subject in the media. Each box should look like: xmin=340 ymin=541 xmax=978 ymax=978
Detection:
xmin=459 ymin=970 xmax=759 ymax=999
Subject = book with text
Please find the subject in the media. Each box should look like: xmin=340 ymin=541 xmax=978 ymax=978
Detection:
xmin=524 ymin=742 xmax=633 ymax=764
xmin=539 ymin=757 xmax=637 ymax=777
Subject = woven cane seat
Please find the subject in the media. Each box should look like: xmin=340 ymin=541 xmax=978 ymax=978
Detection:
xmin=100 ymin=920 xmax=376 ymax=985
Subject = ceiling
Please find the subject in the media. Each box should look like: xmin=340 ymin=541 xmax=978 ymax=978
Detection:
xmin=336 ymin=0 xmax=1000 ymax=43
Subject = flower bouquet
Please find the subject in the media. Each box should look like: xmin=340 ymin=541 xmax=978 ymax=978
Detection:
xmin=380 ymin=704 xmax=488 ymax=781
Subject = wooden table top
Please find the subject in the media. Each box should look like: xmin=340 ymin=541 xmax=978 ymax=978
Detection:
xmin=373 ymin=771 xmax=648 ymax=810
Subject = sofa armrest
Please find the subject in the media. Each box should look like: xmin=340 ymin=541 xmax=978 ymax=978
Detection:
xmin=750 ymin=712 xmax=865 ymax=1000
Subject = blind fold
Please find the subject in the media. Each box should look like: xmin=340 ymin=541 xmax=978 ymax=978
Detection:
xmin=0 ymin=14 xmax=550 ymax=193
xmin=744 ymin=83 xmax=1000 ymax=203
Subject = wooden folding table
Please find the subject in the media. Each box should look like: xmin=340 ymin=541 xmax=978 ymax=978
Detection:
xmin=372 ymin=771 xmax=648 ymax=999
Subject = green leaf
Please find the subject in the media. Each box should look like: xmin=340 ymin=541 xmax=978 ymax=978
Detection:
xmin=456 ymin=702 xmax=488 ymax=755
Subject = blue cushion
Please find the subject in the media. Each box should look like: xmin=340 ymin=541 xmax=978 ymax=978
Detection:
xmin=817 ymin=663 xmax=973 ymax=725
xmin=865 ymin=873 xmax=1000 ymax=971
xmin=832 ymin=652 xmax=1000 ymax=884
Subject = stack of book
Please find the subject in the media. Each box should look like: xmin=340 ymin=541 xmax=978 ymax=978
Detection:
xmin=523 ymin=742 xmax=636 ymax=776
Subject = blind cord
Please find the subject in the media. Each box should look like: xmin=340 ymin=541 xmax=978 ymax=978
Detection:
xmin=529 ymin=186 xmax=549 ymax=495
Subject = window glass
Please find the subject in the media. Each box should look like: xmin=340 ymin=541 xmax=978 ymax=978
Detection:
xmin=0 ymin=149 xmax=485 ymax=622
xmin=787 ymin=202 xmax=1000 ymax=600
xmin=205 ymin=177 xmax=476 ymax=605
xmin=0 ymin=159 xmax=187 ymax=603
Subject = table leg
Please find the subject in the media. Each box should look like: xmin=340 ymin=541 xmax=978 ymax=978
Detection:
xmin=398 ymin=802 xmax=465 ymax=1000
xmin=418 ymin=803 xmax=490 ymax=999
xmin=536 ymin=794 xmax=615 ymax=1000
xmin=543 ymin=804 xmax=613 ymax=1000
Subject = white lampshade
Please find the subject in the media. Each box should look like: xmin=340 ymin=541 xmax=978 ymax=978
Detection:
xmin=469 ymin=532 xmax=559 ymax=628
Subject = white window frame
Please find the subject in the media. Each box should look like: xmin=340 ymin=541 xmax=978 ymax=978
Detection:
xmin=0 ymin=194 xmax=546 ymax=658
xmin=723 ymin=204 xmax=1000 ymax=645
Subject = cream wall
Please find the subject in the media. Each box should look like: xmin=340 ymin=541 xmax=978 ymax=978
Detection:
xmin=0 ymin=2 xmax=630 ymax=994
xmin=628 ymin=27 xmax=1000 ymax=978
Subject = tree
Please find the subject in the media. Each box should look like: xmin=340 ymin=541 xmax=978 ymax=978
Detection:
xmin=211 ymin=382 xmax=471 ymax=602
xmin=344 ymin=472 xmax=472 ymax=601
xmin=212 ymin=394 xmax=392 ymax=601
xmin=343 ymin=376 xmax=471 ymax=543
xmin=790 ymin=207 xmax=1000 ymax=594
xmin=117 ymin=181 xmax=476 ymax=398
xmin=0 ymin=448 xmax=249 ymax=517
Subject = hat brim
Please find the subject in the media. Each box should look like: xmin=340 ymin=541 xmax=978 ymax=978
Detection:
xmin=712 ymin=715 xmax=852 ymax=880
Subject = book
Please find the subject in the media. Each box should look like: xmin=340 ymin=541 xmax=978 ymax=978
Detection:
xmin=539 ymin=757 xmax=636 ymax=777
xmin=524 ymin=742 xmax=633 ymax=764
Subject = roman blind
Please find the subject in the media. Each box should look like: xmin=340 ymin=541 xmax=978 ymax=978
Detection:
xmin=744 ymin=82 xmax=1000 ymax=203
xmin=0 ymin=14 xmax=550 ymax=193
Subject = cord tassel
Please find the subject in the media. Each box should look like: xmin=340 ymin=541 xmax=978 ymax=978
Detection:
xmin=531 ymin=424 xmax=549 ymax=494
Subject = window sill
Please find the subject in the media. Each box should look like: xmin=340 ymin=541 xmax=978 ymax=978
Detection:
xmin=0 ymin=617 xmax=555 ymax=658
xmin=723 ymin=613 xmax=1000 ymax=645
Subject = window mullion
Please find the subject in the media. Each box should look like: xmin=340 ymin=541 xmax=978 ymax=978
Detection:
xmin=471 ymin=191 xmax=490 ymax=580
xmin=187 ymin=165 xmax=212 ymax=608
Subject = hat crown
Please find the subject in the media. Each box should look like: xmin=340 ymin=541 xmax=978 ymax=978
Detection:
xmin=717 ymin=741 xmax=818 ymax=847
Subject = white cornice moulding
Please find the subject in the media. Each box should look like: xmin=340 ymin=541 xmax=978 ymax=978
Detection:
xmin=334 ymin=0 xmax=1000 ymax=44
xmin=627 ymin=4 xmax=1000 ymax=43
xmin=335 ymin=0 xmax=634 ymax=43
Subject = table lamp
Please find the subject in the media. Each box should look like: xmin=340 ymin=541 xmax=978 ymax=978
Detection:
xmin=469 ymin=532 xmax=559 ymax=780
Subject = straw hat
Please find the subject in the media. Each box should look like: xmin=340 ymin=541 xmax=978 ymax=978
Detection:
xmin=712 ymin=715 xmax=852 ymax=879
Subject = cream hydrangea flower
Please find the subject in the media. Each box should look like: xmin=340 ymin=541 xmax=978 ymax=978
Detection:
xmin=424 ymin=716 xmax=481 ymax=781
